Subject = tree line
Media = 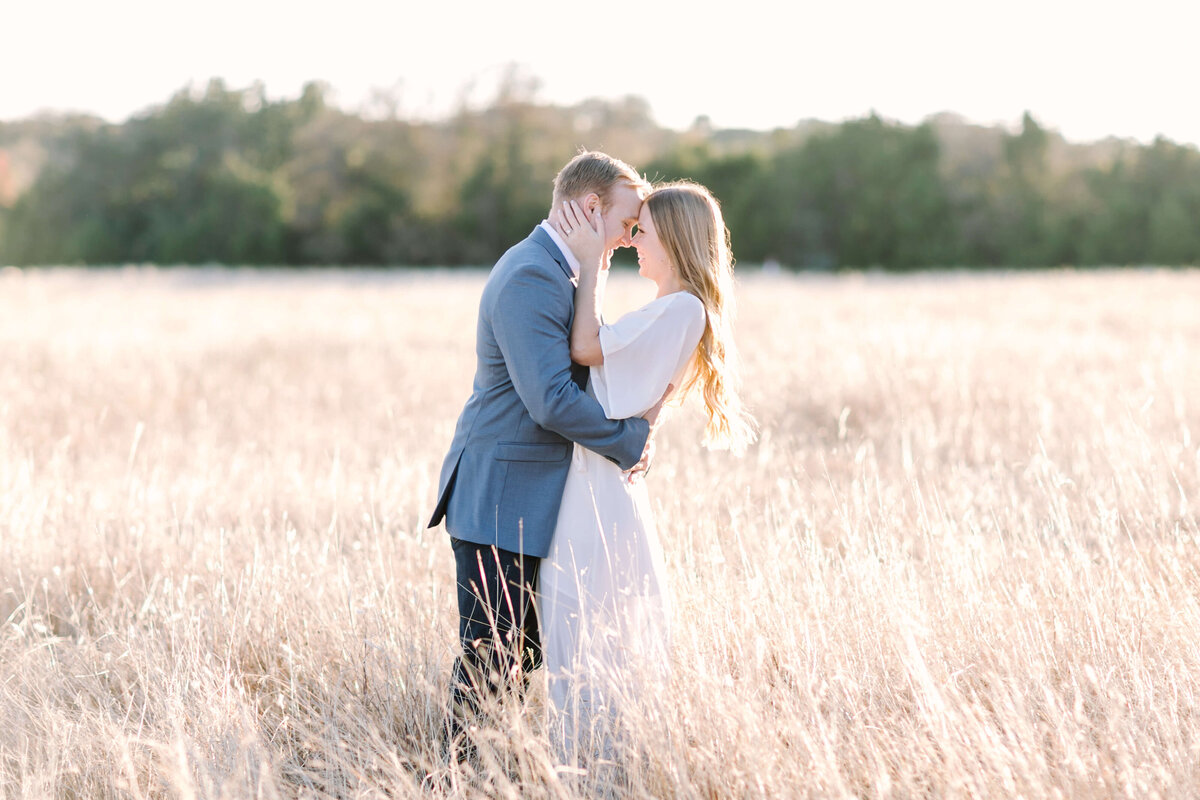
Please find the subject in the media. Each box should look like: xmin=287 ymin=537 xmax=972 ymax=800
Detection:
xmin=1 ymin=78 xmax=1198 ymax=269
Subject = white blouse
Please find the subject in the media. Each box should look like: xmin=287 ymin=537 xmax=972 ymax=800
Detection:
xmin=591 ymin=290 xmax=707 ymax=420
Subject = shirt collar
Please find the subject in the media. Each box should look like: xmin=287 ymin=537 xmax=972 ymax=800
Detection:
xmin=539 ymin=220 xmax=580 ymax=278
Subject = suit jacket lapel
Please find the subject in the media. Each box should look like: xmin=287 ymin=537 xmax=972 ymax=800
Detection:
xmin=528 ymin=226 xmax=588 ymax=390
xmin=530 ymin=226 xmax=576 ymax=285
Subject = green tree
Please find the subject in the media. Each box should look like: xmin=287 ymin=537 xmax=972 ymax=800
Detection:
xmin=451 ymin=107 xmax=549 ymax=264
xmin=1 ymin=81 xmax=292 ymax=265
xmin=744 ymin=115 xmax=953 ymax=269
xmin=5 ymin=81 xmax=1200 ymax=269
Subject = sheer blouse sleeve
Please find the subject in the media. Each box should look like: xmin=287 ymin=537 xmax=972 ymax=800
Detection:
xmin=592 ymin=292 xmax=706 ymax=419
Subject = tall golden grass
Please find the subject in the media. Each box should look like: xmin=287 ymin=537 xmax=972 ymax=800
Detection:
xmin=1 ymin=266 xmax=1197 ymax=798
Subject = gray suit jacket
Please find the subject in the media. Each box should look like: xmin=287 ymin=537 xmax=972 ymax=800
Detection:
xmin=428 ymin=226 xmax=650 ymax=557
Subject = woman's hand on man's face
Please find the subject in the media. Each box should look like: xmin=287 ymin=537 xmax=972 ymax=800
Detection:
xmin=555 ymin=199 xmax=608 ymax=270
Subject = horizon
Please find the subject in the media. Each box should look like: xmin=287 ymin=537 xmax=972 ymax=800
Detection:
xmin=4 ymin=0 xmax=1200 ymax=148
xmin=3 ymin=78 xmax=1194 ymax=153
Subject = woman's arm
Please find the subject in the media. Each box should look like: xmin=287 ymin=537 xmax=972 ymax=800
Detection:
xmin=555 ymin=200 xmax=607 ymax=366
xmin=571 ymin=257 xmax=606 ymax=366
xmin=490 ymin=263 xmax=648 ymax=468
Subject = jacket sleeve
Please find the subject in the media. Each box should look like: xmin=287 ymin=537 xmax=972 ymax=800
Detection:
xmin=491 ymin=264 xmax=649 ymax=470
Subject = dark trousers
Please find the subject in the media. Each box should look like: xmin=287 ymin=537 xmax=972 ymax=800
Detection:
xmin=446 ymin=537 xmax=543 ymax=748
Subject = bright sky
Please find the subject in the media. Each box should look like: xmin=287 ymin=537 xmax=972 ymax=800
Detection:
xmin=4 ymin=0 xmax=1198 ymax=146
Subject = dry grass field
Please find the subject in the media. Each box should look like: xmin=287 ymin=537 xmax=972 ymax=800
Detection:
xmin=1 ymin=265 xmax=1198 ymax=799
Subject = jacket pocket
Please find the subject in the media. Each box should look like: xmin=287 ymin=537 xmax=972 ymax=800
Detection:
xmin=494 ymin=441 xmax=570 ymax=462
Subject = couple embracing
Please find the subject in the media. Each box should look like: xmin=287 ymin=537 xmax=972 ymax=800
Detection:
xmin=428 ymin=151 xmax=755 ymax=767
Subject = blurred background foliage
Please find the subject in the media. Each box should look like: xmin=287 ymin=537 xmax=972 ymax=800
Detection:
xmin=1 ymin=75 xmax=1198 ymax=269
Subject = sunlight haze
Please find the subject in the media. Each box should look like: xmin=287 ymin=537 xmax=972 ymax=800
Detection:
xmin=4 ymin=0 xmax=1198 ymax=144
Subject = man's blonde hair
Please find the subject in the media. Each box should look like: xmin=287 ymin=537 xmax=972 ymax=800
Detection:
xmin=551 ymin=150 xmax=649 ymax=211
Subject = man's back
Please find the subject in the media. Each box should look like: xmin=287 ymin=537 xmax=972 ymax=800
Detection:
xmin=428 ymin=226 xmax=648 ymax=558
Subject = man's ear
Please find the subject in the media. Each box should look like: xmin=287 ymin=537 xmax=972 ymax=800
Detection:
xmin=584 ymin=193 xmax=601 ymax=215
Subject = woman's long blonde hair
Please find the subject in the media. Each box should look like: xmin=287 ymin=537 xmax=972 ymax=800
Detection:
xmin=646 ymin=181 xmax=757 ymax=453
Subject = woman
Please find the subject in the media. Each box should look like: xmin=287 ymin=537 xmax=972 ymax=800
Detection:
xmin=540 ymin=181 xmax=756 ymax=766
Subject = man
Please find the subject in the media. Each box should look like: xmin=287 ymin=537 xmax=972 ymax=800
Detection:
xmin=428 ymin=151 xmax=662 ymax=755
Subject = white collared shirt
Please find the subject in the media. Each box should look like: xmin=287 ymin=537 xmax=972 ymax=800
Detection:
xmin=539 ymin=220 xmax=581 ymax=279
